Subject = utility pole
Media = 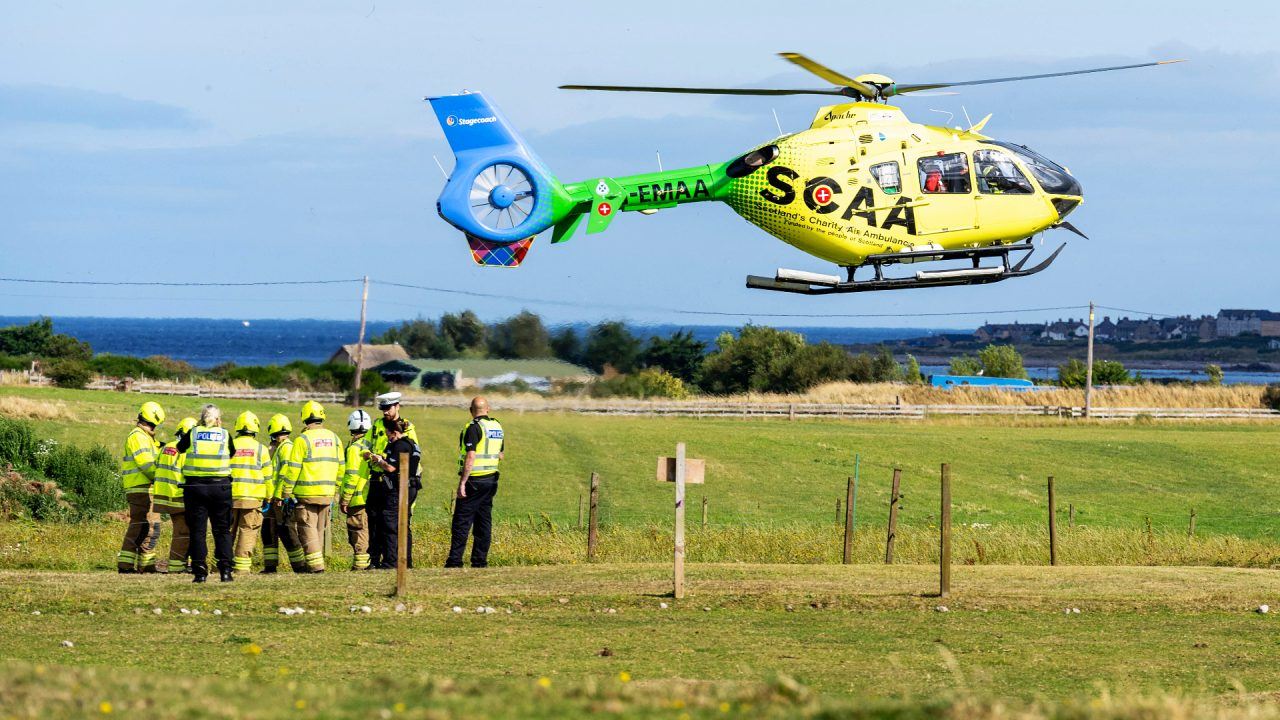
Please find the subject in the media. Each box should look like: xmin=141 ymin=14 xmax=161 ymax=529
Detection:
xmin=351 ymin=275 xmax=369 ymax=407
xmin=1084 ymin=300 xmax=1095 ymax=418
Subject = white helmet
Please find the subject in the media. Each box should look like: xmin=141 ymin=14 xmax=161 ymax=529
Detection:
xmin=347 ymin=409 xmax=372 ymax=433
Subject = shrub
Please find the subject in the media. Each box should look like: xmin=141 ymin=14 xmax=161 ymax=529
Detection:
xmin=0 ymin=418 xmax=121 ymax=518
xmin=699 ymin=326 xmax=807 ymax=394
xmin=948 ymin=355 xmax=983 ymax=376
xmin=1058 ymin=358 xmax=1132 ymax=387
xmin=1263 ymin=384 xmax=1280 ymax=411
xmin=904 ymin=354 xmax=924 ymax=384
xmin=1205 ymin=364 xmax=1224 ymax=385
xmin=0 ymin=417 xmax=37 ymax=465
xmin=592 ymin=368 xmax=690 ymax=399
xmin=46 ymin=359 xmax=93 ymax=389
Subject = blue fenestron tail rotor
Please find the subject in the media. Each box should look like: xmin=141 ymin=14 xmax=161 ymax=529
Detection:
xmin=469 ymin=162 xmax=536 ymax=232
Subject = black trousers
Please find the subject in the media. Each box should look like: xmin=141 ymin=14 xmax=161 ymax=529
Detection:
xmin=446 ymin=476 xmax=498 ymax=568
xmin=369 ymin=483 xmax=418 ymax=569
xmin=183 ymin=479 xmax=233 ymax=576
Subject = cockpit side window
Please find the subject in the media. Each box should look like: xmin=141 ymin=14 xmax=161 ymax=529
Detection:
xmin=974 ymin=149 xmax=1033 ymax=195
xmin=980 ymin=140 xmax=1081 ymax=196
xmin=869 ymin=161 xmax=901 ymax=194
xmin=917 ymin=152 xmax=971 ymax=194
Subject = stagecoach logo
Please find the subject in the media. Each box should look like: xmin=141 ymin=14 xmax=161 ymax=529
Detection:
xmin=445 ymin=114 xmax=498 ymax=127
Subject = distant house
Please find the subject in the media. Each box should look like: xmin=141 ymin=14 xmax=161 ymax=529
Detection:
xmin=328 ymin=343 xmax=410 ymax=367
xmin=373 ymin=358 xmax=595 ymax=392
xmin=1195 ymin=316 xmax=1217 ymax=341
xmin=1094 ymin=317 xmax=1117 ymax=341
xmin=1217 ymin=309 xmax=1280 ymax=338
xmin=1041 ymin=320 xmax=1088 ymax=342
xmin=974 ymin=322 xmax=1043 ymax=343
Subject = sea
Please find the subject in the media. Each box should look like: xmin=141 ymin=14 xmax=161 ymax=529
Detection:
xmin=4 ymin=316 xmax=1277 ymax=385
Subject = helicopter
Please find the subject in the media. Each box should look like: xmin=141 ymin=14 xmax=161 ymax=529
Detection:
xmin=426 ymin=53 xmax=1181 ymax=294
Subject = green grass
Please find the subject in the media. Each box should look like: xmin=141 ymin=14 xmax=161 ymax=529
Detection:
xmin=4 ymin=386 xmax=1279 ymax=538
xmin=3 ymin=565 xmax=1280 ymax=718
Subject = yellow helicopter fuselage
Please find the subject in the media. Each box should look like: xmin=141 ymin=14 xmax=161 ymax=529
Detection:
xmin=723 ymin=102 xmax=1081 ymax=267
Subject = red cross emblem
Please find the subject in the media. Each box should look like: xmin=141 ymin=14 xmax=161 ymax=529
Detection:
xmin=598 ymin=202 xmax=613 ymax=216
xmin=814 ymin=186 xmax=833 ymax=204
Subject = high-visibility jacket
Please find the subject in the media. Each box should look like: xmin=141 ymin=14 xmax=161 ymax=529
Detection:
xmin=151 ymin=441 xmax=185 ymax=513
xmin=269 ymin=438 xmax=294 ymax=500
xmin=340 ymin=436 xmax=371 ymax=508
xmin=458 ymin=417 xmax=503 ymax=477
xmin=280 ymin=426 xmax=344 ymax=502
xmin=229 ymin=434 xmax=272 ymax=505
xmin=369 ymin=416 xmax=418 ymax=457
xmin=183 ymin=425 xmax=231 ymax=478
xmin=120 ymin=426 xmax=159 ymax=494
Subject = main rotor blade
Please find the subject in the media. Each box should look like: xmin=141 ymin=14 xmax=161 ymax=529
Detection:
xmin=558 ymin=84 xmax=848 ymax=96
xmin=893 ymin=59 xmax=1185 ymax=94
xmin=777 ymin=52 xmax=877 ymax=99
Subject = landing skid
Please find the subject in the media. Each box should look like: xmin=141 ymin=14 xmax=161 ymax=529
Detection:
xmin=745 ymin=242 xmax=1066 ymax=295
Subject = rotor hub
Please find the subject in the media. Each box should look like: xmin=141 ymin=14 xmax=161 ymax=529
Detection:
xmin=489 ymin=184 xmax=516 ymax=209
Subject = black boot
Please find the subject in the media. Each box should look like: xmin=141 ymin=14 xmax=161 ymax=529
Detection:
xmin=192 ymin=573 xmax=207 ymax=583
xmin=219 ymin=569 xmax=234 ymax=582
xmin=260 ymin=566 xmax=277 ymax=574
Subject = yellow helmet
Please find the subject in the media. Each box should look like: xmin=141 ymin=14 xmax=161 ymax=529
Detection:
xmin=138 ymin=401 xmax=165 ymax=426
xmin=301 ymin=400 xmax=325 ymax=423
xmin=176 ymin=416 xmax=198 ymax=436
xmin=267 ymin=413 xmax=292 ymax=437
xmin=234 ymin=410 xmax=260 ymax=435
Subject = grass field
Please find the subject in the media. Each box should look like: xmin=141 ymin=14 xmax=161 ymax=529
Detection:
xmin=4 ymin=565 xmax=1280 ymax=718
xmin=4 ymin=386 xmax=1280 ymax=718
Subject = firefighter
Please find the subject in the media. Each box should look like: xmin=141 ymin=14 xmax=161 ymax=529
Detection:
xmin=261 ymin=413 xmax=306 ymax=573
xmin=446 ymin=396 xmax=504 ymax=568
xmin=229 ymin=410 xmax=271 ymax=575
xmin=118 ymin=401 xmax=164 ymax=573
xmin=151 ymin=416 xmax=196 ymax=574
xmin=181 ymin=404 xmax=233 ymax=583
xmin=340 ymin=410 xmax=373 ymax=571
xmin=277 ymin=401 xmax=344 ymax=573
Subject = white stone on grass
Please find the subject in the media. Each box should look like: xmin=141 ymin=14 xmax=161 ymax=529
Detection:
xmin=935 ymin=606 xmax=950 ymax=613
xmin=659 ymin=603 xmax=668 ymax=609
xmin=152 ymin=608 xmax=162 ymax=615
xmin=30 ymin=611 xmax=40 ymax=616
xmin=213 ymin=609 xmax=223 ymax=616
xmin=451 ymin=606 xmax=463 ymax=614
xmin=360 ymin=606 xmax=372 ymax=614
xmin=60 ymin=640 xmax=73 ymax=648
xmin=1258 ymin=605 xmax=1270 ymax=614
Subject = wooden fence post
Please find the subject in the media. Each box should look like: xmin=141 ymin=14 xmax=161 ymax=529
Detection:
xmin=1069 ymin=503 xmax=1075 ymax=528
xmin=587 ymin=473 xmax=600 ymax=561
xmin=842 ymin=476 xmax=855 ymax=564
xmin=1047 ymin=476 xmax=1058 ymax=566
xmin=395 ymin=452 xmax=409 ymax=597
xmin=939 ymin=463 xmax=951 ymax=598
xmin=701 ymin=496 xmax=708 ymax=528
xmin=673 ymin=443 xmax=687 ymax=600
xmin=885 ymin=468 xmax=901 ymax=564
xmin=1188 ymin=508 xmax=1196 ymax=538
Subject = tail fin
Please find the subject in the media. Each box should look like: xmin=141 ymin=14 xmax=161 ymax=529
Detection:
xmin=428 ymin=92 xmax=564 ymax=250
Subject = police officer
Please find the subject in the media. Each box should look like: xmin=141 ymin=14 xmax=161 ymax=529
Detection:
xmin=367 ymin=418 xmax=420 ymax=569
xmin=261 ymin=413 xmax=306 ymax=573
xmin=181 ymin=404 xmax=234 ymax=583
xmin=151 ymin=416 xmax=196 ymax=574
xmin=445 ymin=396 xmax=504 ymax=569
xmin=340 ymin=410 xmax=373 ymax=571
xmin=118 ymin=401 xmax=164 ymax=573
xmin=368 ymin=392 xmax=418 ymax=456
xmin=277 ymin=401 xmax=344 ymax=573
xmin=229 ymin=411 xmax=271 ymax=575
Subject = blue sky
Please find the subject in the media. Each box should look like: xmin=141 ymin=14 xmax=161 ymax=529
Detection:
xmin=2 ymin=1 xmax=1277 ymax=327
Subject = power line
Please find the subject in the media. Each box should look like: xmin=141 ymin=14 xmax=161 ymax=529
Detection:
xmin=0 ymin=277 xmax=361 ymax=288
xmin=1095 ymin=305 xmax=1183 ymax=319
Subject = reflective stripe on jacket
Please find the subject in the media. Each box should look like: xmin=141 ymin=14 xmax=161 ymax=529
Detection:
xmin=151 ymin=442 xmax=184 ymax=510
xmin=120 ymin=427 xmax=159 ymax=493
xmin=269 ymin=438 xmax=295 ymax=499
xmin=229 ymin=435 xmax=272 ymax=502
xmin=458 ymin=417 xmax=503 ymax=477
xmin=369 ymin=417 xmax=418 ymax=456
xmin=281 ymin=427 xmax=344 ymax=500
xmin=340 ymin=437 xmax=371 ymax=507
xmin=183 ymin=426 xmax=231 ymax=478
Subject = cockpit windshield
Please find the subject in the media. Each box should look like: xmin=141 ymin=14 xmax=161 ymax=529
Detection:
xmin=981 ymin=140 xmax=1081 ymax=196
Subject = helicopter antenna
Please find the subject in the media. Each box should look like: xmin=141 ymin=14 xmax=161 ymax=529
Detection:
xmin=771 ymin=108 xmax=783 ymax=136
xmin=431 ymin=154 xmax=450 ymax=181
xmin=961 ymin=105 xmax=973 ymax=129
xmin=656 ymin=150 xmax=663 ymax=172
xmin=928 ymin=109 xmax=954 ymax=126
